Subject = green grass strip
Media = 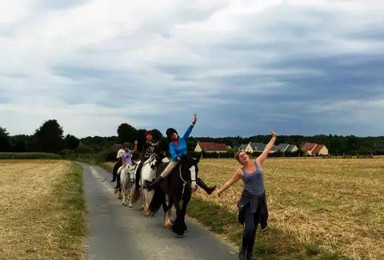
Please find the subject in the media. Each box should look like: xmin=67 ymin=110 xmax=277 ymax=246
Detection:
xmin=53 ymin=162 xmax=87 ymax=259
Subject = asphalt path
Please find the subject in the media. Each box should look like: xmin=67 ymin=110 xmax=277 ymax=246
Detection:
xmin=80 ymin=162 xmax=238 ymax=260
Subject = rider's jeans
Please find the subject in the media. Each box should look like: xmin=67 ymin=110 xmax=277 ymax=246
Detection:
xmin=160 ymin=162 xmax=178 ymax=178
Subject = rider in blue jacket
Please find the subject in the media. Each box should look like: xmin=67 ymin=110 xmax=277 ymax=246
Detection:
xmin=146 ymin=113 xmax=216 ymax=194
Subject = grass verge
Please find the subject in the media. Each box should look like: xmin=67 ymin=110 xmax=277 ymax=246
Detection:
xmin=188 ymin=197 xmax=350 ymax=260
xmin=54 ymin=162 xmax=87 ymax=259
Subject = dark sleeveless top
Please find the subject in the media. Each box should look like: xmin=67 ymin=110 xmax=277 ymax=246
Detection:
xmin=242 ymin=162 xmax=264 ymax=196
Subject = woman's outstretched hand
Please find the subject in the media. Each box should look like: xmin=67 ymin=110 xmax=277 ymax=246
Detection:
xmin=192 ymin=113 xmax=198 ymax=125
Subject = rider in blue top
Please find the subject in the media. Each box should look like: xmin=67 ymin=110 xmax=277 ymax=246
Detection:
xmin=168 ymin=123 xmax=193 ymax=162
xmin=146 ymin=113 xmax=216 ymax=194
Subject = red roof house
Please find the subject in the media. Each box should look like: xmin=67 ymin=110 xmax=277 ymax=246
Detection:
xmin=194 ymin=142 xmax=228 ymax=153
xmin=301 ymin=142 xmax=329 ymax=156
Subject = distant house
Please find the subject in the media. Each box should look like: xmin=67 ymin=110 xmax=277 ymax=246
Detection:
xmin=286 ymin=144 xmax=299 ymax=153
xmin=238 ymin=144 xmax=247 ymax=151
xmin=194 ymin=142 xmax=228 ymax=153
xmin=244 ymin=142 xmax=266 ymax=153
xmin=239 ymin=142 xmax=298 ymax=154
xmin=301 ymin=142 xmax=329 ymax=156
xmin=374 ymin=142 xmax=384 ymax=153
xmin=275 ymin=143 xmax=298 ymax=153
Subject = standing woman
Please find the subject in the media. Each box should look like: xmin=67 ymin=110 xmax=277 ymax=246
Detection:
xmin=216 ymin=130 xmax=277 ymax=260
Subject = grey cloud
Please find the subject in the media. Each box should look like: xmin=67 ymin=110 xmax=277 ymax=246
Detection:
xmin=34 ymin=0 xmax=92 ymax=10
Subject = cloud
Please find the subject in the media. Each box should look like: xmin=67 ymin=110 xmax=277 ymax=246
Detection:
xmin=1 ymin=0 xmax=384 ymax=137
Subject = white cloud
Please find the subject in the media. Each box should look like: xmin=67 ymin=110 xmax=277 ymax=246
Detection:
xmin=1 ymin=0 xmax=384 ymax=137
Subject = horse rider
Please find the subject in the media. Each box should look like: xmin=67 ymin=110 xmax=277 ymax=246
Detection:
xmin=116 ymin=140 xmax=138 ymax=191
xmin=146 ymin=113 xmax=216 ymax=194
xmin=134 ymin=130 xmax=159 ymax=190
xmin=112 ymin=144 xmax=125 ymax=184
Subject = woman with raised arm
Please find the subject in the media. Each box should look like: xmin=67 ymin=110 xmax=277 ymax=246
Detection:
xmin=216 ymin=130 xmax=277 ymax=260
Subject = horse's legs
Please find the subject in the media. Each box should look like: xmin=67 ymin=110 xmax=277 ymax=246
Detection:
xmin=143 ymin=189 xmax=151 ymax=216
xmin=128 ymin=184 xmax=135 ymax=208
xmin=121 ymin=172 xmax=127 ymax=205
xmin=172 ymin=198 xmax=184 ymax=236
xmin=140 ymin=187 xmax=145 ymax=210
xmin=180 ymin=192 xmax=191 ymax=232
xmin=163 ymin=197 xmax=173 ymax=228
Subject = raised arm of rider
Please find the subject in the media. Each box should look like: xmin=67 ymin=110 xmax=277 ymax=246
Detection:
xmin=183 ymin=113 xmax=198 ymax=140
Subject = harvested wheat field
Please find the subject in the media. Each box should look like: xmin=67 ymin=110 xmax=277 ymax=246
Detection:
xmin=0 ymin=160 xmax=86 ymax=260
xmin=194 ymin=157 xmax=384 ymax=260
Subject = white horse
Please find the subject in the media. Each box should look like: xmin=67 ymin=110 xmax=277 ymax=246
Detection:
xmin=119 ymin=163 xmax=138 ymax=207
xmin=137 ymin=153 xmax=169 ymax=216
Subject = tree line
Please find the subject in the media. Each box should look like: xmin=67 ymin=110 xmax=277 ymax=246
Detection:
xmin=1 ymin=119 xmax=384 ymax=156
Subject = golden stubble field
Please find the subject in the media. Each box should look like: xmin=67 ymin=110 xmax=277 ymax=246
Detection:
xmin=0 ymin=160 xmax=85 ymax=260
xmin=193 ymin=157 xmax=384 ymax=259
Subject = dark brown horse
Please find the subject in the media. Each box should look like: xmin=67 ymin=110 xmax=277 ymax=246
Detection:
xmin=149 ymin=154 xmax=200 ymax=236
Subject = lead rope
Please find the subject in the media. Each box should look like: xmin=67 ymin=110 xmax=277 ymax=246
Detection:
xmin=179 ymin=163 xmax=187 ymax=198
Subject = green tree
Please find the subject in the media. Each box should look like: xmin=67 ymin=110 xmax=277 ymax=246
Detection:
xmin=32 ymin=119 xmax=64 ymax=153
xmin=0 ymin=127 xmax=10 ymax=152
xmin=152 ymin=129 xmax=163 ymax=141
xmin=10 ymin=135 xmax=30 ymax=152
xmin=117 ymin=123 xmax=137 ymax=143
xmin=64 ymin=134 xmax=80 ymax=150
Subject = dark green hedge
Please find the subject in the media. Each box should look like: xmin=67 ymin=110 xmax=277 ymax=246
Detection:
xmin=0 ymin=152 xmax=61 ymax=159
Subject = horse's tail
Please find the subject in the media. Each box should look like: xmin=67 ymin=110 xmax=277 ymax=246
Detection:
xmin=149 ymin=187 xmax=165 ymax=215
xmin=131 ymin=189 xmax=140 ymax=203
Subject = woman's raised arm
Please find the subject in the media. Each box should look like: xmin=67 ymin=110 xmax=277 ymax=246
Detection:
xmin=256 ymin=130 xmax=277 ymax=167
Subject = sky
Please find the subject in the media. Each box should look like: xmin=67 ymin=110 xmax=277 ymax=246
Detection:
xmin=1 ymin=0 xmax=384 ymax=138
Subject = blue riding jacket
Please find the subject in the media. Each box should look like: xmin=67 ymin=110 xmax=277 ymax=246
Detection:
xmin=169 ymin=124 xmax=194 ymax=162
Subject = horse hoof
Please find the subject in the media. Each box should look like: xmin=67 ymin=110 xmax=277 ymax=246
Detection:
xmin=164 ymin=223 xmax=172 ymax=229
xmin=128 ymin=204 xmax=133 ymax=208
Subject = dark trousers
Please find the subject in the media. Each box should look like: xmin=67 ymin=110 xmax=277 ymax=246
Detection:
xmin=241 ymin=205 xmax=262 ymax=259
xmin=113 ymin=160 xmax=122 ymax=186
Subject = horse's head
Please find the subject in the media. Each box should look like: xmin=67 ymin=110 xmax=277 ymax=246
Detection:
xmin=126 ymin=164 xmax=137 ymax=174
xmin=180 ymin=153 xmax=201 ymax=191
xmin=148 ymin=152 xmax=169 ymax=170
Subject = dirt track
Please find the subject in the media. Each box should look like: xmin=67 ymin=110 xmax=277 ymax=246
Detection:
xmin=80 ymin=163 xmax=238 ymax=260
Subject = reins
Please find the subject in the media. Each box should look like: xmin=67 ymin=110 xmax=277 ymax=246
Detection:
xmin=179 ymin=163 xmax=187 ymax=198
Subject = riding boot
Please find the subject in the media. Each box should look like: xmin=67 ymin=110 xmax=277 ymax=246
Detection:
xmin=197 ymin=178 xmax=216 ymax=195
xmin=112 ymin=160 xmax=121 ymax=182
xmin=115 ymin=175 xmax=121 ymax=189
xmin=145 ymin=176 xmax=164 ymax=191
xmin=111 ymin=169 xmax=117 ymax=182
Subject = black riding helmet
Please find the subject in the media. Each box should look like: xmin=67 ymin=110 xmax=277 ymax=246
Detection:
xmin=166 ymin=128 xmax=178 ymax=139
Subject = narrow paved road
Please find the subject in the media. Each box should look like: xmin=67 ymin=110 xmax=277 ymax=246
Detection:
xmin=80 ymin=163 xmax=238 ymax=260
